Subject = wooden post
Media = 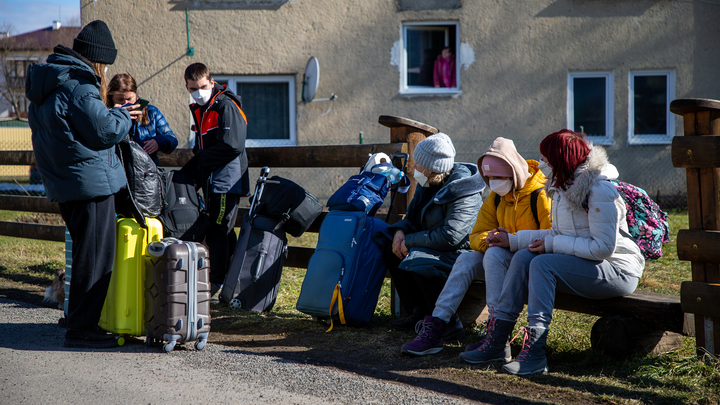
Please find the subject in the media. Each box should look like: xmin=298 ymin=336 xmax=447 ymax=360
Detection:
xmin=377 ymin=115 xmax=438 ymax=217
xmin=378 ymin=115 xmax=438 ymax=317
xmin=670 ymin=98 xmax=720 ymax=357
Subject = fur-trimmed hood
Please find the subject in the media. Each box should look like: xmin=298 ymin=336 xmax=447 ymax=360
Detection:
xmin=508 ymin=143 xmax=645 ymax=278
xmin=552 ymin=145 xmax=617 ymax=209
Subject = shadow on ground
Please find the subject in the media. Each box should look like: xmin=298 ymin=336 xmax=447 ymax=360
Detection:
xmin=0 ymin=277 xmax=695 ymax=405
xmin=208 ymin=308 xmax=689 ymax=405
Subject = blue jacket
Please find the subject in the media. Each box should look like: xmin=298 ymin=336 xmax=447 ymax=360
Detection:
xmin=131 ymin=104 xmax=178 ymax=165
xmin=25 ymin=45 xmax=131 ymax=203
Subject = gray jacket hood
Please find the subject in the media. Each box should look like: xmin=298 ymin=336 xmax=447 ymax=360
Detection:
xmin=434 ymin=162 xmax=486 ymax=203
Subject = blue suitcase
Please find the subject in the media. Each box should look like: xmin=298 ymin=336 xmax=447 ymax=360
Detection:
xmin=296 ymin=210 xmax=388 ymax=331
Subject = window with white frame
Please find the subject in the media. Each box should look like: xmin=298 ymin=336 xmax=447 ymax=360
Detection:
xmin=628 ymin=70 xmax=675 ymax=145
xmin=214 ymin=75 xmax=297 ymax=147
xmin=400 ymin=22 xmax=460 ymax=95
xmin=567 ymin=72 xmax=614 ymax=145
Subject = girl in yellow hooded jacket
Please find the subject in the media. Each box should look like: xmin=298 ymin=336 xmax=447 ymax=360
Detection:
xmin=401 ymin=137 xmax=552 ymax=356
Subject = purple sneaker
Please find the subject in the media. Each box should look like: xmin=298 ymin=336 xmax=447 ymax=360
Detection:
xmin=401 ymin=316 xmax=445 ymax=356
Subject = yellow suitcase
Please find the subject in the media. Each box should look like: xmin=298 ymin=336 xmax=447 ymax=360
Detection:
xmin=99 ymin=217 xmax=163 ymax=336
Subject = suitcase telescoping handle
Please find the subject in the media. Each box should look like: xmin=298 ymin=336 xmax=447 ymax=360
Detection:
xmin=385 ymin=152 xmax=410 ymax=222
xmin=249 ymin=166 xmax=271 ymax=218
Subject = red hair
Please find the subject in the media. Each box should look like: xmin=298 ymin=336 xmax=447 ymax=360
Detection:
xmin=539 ymin=129 xmax=590 ymax=191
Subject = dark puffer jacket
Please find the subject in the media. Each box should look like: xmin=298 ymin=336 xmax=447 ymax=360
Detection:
xmin=375 ymin=163 xmax=485 ymax=279
xmin=25 ymin=45 xmax=131 ymax=203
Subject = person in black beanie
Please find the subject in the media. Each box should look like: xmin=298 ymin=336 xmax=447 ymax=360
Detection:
xmin=26 ymin=20 xmax=136 ymax=348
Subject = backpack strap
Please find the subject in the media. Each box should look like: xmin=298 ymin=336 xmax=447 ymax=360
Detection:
xmin=530 ymin=189 xmax=541 ymax=229
xmin=494 ymin=189 xmax=541 ymax=229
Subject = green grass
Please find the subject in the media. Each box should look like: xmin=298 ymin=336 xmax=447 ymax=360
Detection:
xmin=1 ymin=210 xmax=719 ymax=404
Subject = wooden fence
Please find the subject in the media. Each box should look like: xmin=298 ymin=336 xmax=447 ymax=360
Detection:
xmin=671 ymin=98 xmax=720 ymax=357
xmin=0 ymin=111 xmax=708 ymax=357
xmin=0 ymin=115 xmax=439 ymax=269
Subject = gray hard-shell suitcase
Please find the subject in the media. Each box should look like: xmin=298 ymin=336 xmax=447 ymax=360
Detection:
xmin=145 ymin=238 xmax=211 ymax=352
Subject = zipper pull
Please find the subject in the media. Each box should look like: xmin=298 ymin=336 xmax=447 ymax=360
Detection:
xmin=350 ymin=238 xmax=357 ymax=247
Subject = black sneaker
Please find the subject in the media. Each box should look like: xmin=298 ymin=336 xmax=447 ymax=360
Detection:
xmin=442 ymin=314 xmax=465 ymax=342
xmin=64 ymin=328 xmax=120 ymax=349
xmin=389 ymin=308 xmax=425 ymax=331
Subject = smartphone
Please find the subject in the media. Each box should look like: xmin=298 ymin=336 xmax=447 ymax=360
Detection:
xmin=136 ymin=97 xmax=150 ymax=109
xmin=121 ymin=98 xmax=150 ymax=109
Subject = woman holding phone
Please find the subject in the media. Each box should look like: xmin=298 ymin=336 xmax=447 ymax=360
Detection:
xmin=107 ymin=73 xmax=178 ymax=165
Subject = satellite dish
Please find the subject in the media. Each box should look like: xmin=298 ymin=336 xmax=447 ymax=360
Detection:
xmin=302 ymin=56 xmax=319 ymax=103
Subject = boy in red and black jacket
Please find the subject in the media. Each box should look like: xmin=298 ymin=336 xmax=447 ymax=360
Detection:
xmin=182 ymin=62 xmax=249 ymax=300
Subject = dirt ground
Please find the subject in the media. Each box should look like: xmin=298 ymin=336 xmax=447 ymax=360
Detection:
xmin=0 ymin=278 xmax=623 ymax=405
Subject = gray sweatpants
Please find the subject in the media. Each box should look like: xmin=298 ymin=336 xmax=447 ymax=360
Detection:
xmin=494 ymin=249 xmax=639 ymax=328
xmin=432 ymin=247 xmax=516 ymax=323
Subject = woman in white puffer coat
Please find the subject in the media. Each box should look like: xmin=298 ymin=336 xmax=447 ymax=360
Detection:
xmin=459 ymin=129 xmax=645 ymax=375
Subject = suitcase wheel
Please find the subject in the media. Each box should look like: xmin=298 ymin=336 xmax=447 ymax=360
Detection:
xmin=147 ymin=241 xmax=167 ymax=257
xmin=163 ymin=340 xmax=176 ymax=353
xmin=195 ymin=339 xmax=206 ymax=351
xmin=229 ymin=298 xmax=242 ymax=310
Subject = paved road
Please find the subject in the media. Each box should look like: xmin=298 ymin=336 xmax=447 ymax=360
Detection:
xmin=0 ymin=298 xmax=479 ymax=405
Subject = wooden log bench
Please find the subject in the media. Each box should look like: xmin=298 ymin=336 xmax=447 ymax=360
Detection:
xmin=456 ymin=280 xmax=692 ymax=358
xmin=0 ymin=114 xmax=693 ymax=358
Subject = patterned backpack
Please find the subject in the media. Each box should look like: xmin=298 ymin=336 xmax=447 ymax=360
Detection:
xmin=611 ymin=180 xmax=670 ymax=260
xmin=585 ymin=180 xmax=670 ymax=260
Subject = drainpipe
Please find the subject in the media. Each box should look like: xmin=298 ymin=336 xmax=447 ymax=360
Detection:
xmin=186 ymin=8 xmax=194 ymax=56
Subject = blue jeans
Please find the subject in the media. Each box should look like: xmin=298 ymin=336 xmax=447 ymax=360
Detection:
xmin=494 ymin=249 xmax=639 ymax=329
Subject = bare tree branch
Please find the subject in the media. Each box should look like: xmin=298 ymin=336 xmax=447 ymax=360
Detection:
xmin=0 ymin=22 xmax=42 ymax=118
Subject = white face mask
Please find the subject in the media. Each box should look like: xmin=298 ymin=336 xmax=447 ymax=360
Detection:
xmin=413 ymin=169 xmax=429 ymax=188
xmin=489 ymin=179 xmax=513 ymax=196
xmin=190 ymin=89 xmax=213 ymax=106
xmin=538 ymin=161 xmax=552 ymax=178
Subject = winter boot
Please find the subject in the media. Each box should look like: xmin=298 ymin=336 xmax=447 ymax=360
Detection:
xmin=442 ymin=313 xmax=465 ymax=342
xmin=464 ymin=320 xmax=488 ymax=352
xmin=458 ymin=316 xmax=514 ymax=364
xmin=401 ymin=316 xmax=445 ymax=356
xmin=501 ymin=326 xmax=549 ymax=375
xmin=389 ymin=308 xmax=425 ymax=331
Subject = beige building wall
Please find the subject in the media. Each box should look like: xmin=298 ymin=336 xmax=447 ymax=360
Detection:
xmin=81 ymin=0 xmax=720 ymax=206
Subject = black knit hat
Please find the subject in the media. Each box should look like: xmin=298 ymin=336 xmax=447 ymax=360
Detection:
xmin=72 ymin=20 xmax=117 ymax=65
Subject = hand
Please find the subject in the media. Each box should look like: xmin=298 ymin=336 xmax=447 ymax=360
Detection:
xmin=528 ymin=238 xmax=545 ymax=253
xmin=486 ymin=227 xmax=510 ymax=248
xmin=143 ymin=139 xmax=159 ymax=155
xmin=115 ymin=103 xmax=143 ymax=120
xmin=392 ymin=230 xmax=409 ymax=259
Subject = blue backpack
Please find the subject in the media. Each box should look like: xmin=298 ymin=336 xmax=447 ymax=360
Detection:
xmin=296 ymin=211 xmax=389 ymax=330
xmin=326 ymin=164 xmax=392 ymax=216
